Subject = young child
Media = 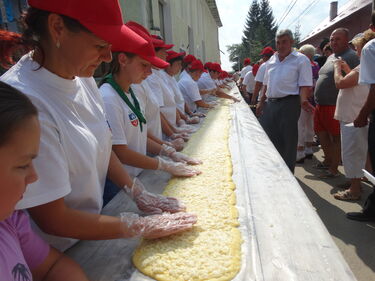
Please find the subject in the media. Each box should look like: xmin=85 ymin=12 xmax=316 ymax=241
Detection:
xmin=0 ymin=81 xmax=88 ymax=280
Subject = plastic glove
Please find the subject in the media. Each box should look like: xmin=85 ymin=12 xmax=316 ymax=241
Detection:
xmin=158 ymin=157 xmax=201 ymax=177
xmin=124 ymin=178 xmax=185 ymax=214
xmin=186 ymin=116 xmax=200 ymax=124
xmin=159 ymin=143 xmax=176 ymax=157
xmin=178 ymin=124 xmax=197 ymax=134
xmin=192 ymin=112 xmax=206 ymax=118
xmin=121 ymin=212 xmax=197 ymax=239
xmin=177 ymin=119 xmax=186 ymax=126
xmin=174 ymin=127 xmax=192 ymax=134
xmin=165 ymin=139 xmax=184 ymax=151
xmin=169 ymin=151 xmax=202 ymax=165
xmin=170 ymin=133 xmax=190 ymax=141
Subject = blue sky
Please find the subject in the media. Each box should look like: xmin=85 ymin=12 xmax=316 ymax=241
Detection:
xmin=216 ymin=0 xmax=350 ymax=70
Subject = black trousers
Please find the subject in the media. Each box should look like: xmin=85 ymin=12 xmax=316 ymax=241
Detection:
xmin=260 ymin=95 xmax=301 ymax=173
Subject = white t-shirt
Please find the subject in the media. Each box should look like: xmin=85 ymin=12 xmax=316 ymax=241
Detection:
xmin=132 ymin=81 xmax=163 ymax=139
xmin=197 ymin=72 xmax=217 ymax=90
xmin=0 ymin=53 xmax=112 ymax=251
xmin=157 ymin=70 xmax=178 ymax=125
xmin=255 ymin=62 xmax=268 ymax=83
xmin=145 ymin=69 xmax=165 ymax=107
xmin=100 ymin=83 xmax=147 ymax=177
xmin=179 ymin=69 xmax=188 ymax=81
xmin=178 ymin=73 xmax=202 ymax=112
xmin=240 ymin=65 xmax=253 ymax=79
xmin=242 ymin=71 xmax=255 ymax=93
xmin=161 ymin=71 xmax=186 ymax=113
xmin=359 ymin=39 xmax=375 ymax=85
xmin=334 ymin=67 xmax=369 ymax=123
xmin=263 ymin=51 xmax=313 ymax=98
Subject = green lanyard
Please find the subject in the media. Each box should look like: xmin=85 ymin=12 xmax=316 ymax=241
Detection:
xmin=103 ymin=74 xmax=146 ymax=132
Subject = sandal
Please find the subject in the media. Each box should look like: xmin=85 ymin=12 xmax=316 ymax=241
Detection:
xmin=317 ymin=171 xmax=341 ymax=179
xmin=334 ymin=189 xmax=361 ymax=201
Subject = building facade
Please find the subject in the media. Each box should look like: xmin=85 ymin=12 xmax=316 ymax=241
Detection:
xmin=300 ymin=0 xmax=372 ymax=48
xmin=119 ymin=0 xmax=222 ymax=63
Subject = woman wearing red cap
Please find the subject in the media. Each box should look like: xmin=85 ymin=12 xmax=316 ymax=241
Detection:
xmin=162 ymin=50 xmax=202 ymax=124
xmin=0 ymin=0 xmax=195 ymax=252
xmin=99 ymin=22 xmax=201 ymax=180
xmin=178 ymin=59 xmax=214 ymax=112
xmin=145 ymin=36 xmax=193 ymax=141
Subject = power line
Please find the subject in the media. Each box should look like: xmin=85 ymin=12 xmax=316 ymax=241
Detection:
xmin=286 ymin=0 xmax=321 ymax=29
xmin=277 ymin=0 xmax=298 ymax=27
xmin=276 ymin=0 xmax=295 ymax=26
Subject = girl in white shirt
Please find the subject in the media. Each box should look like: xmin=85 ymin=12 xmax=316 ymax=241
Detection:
xmin=100 ymin=22 xmax=201 ymax=179
xmin=0 ymin=0 xmax=195 ymax=251
xmin=178 ymin=60 xmax=214 ymax=112
xmin=163 ymin=51 xmax=201 ymax=127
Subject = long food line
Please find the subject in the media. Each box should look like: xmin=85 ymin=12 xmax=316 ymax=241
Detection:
xmin=66 ymin=85 xmax=356 ymax=281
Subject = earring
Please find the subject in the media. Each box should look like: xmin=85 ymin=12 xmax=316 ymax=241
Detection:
xmin=56 ymin=41 xmax=60 ymax=48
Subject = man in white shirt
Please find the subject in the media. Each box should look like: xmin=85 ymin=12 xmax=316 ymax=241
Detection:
xmin=257 ymin=29 xmax=313 ymax=172
xmin=347 ymin=12 xmax=375 ymax=222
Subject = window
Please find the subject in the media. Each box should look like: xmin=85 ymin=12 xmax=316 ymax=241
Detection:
xmin=158 ymin=1 xmax=165 ymax=39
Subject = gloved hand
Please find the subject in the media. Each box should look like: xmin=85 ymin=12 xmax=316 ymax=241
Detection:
xmin=169 ymin=151 xmax=202 ymax=165
xmin=177 ymin=119 xmax=186 ymax=127
xmin=121 ymin=212 xmax=197 ymax=239
xmin=124 ymin=178 xmax=185 ymax=214
xmin=165 ymin=139 xmax=184 ymax=151
xmin=159 ymin=143 xmax=176 ymax=157
xmin=174 ymin=127 xmax=192 ymax=134
xmin=178 ymin=125 xmax=197 ymax=134
xmin=192 ymin=112 xmax=206 ymax=118
xmin=186 ymin=116 xmax=200 ymax=124
xmin=157 ymin=157 xmax=201 ymax=177
xmin=170 ymin=132 xmax=190 ymax=141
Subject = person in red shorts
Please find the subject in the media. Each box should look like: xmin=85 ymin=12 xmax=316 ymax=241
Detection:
xmin=313 ymin=28 xmax=360 ymax=178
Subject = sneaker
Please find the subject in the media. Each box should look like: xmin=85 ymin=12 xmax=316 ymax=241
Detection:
xmin=346 ymin=211 xmax=375 ymax=222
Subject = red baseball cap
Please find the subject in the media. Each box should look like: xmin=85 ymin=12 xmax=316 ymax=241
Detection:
xmin=260 ymin=46 xmax=275 ymax=56
xmin=252 ymin=63 xmax=260 ymax=76
xmin=166 ymin=50 xmax=185 ymax=62
xmin=28 ymin=0 xmax=148 ymax=53
xmin=204 ymin=62 xmax=213 ymax=70
xmin=189 ymin=59 xmax=206 ymax=72
xmin=151 ymin=35 xmax=174 ymax=50
xmin=210 ymin=63 xmax=222 ymax=73
xmin=125 ymin=21 xmax=169 ymax=69
xmin=219 ymin=71 xmax=229 ymax=79
xmin=244 ymin=58 xmax=251 ymax=65
xmin=183 ymin=54 xmax=197 ymax=64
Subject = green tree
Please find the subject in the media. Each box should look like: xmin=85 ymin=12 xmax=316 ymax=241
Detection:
xmin=228 ymin=0 xmax=278 ymax=71
xmin=258 ymin=0 xmax=277 ymax=48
